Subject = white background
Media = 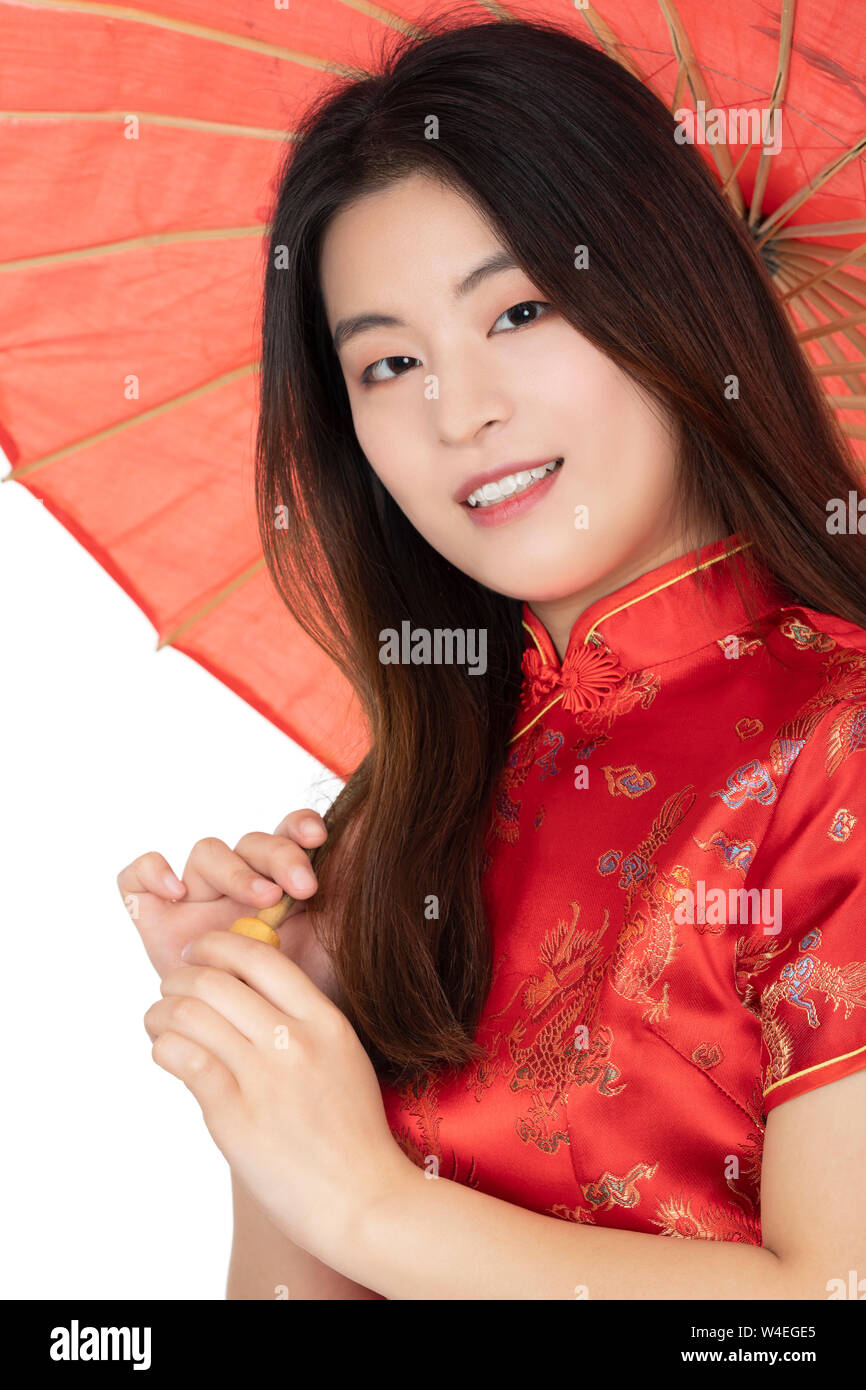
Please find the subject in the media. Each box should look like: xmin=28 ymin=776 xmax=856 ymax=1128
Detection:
xmin=0 ymin=452 xmax=342 ymax=1298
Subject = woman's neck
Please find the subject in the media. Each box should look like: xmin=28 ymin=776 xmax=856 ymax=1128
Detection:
xmin=526 ymin=526 xmax=727 ymax=662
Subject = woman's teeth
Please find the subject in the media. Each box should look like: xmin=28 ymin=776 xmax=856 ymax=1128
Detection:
xmin=466 ymin=458 xmax=563 ymax=508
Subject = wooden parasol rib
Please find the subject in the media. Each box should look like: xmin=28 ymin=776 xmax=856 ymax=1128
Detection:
xmin=748 ymin=0 xmax=795 ymax=228
xmin=0 ymin=364 xmax=259 ymax=479
xmin=774 ymin=263 xmax=866 ymax=395
xmin=779 ymin=243 xmax=866 ymax=302
xmin=574 ymin=2 xmax=655 ymax=89
xmin=656 ymin=0 xmax=745 ymax=216
xmin=17 ymin=0 xmax=387 ymax=69
xmin=156 ymin=559 xmax=268 ymax=650
xmin=0 ymin=111 xmax=294 ymax=140
xmin=755 ymin=142 xmax=866 ymax=249
xmin=0 ymin=225 xmax=267 ymax=274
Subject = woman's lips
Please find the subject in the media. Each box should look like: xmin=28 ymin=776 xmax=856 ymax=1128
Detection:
xmin=461 ymin=459 xmax=564 ymax=527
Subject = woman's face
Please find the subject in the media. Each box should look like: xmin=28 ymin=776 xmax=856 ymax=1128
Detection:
xmin=319 ymin=172 xmax=690 ymax=639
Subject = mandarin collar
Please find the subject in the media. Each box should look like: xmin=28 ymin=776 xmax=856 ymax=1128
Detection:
xmin=520 ymin=535 xmax=792 ymax=678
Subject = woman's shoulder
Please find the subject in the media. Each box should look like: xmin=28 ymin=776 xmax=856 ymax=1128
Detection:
xmin=754 ymin=602 xmax=866 ymax=724
xmin=717 ymin=599 xmax=866 ymax=842
xmin=765 ymin=600 xmax=866 ymax=655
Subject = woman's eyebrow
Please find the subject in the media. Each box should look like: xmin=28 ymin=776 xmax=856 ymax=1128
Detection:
xmin=331 ymin=250 xmax=520 ymax=354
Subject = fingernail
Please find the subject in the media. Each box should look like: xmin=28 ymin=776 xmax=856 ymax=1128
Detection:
xmin=165 ymin=873 xmax=185 ymax=895
xmin=291 ymin=866 xmax=317 ymax=893
xmin=300 ymin=818 xmax=325 ymax=838
xmin=180 ymin=943 xmax=192 ymax=960
xmin=251 ymin=877 xmax=276 ymax=896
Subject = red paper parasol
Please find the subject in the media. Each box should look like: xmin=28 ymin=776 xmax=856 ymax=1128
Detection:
xmin=2 ymin=0 xmax=865 ymax=777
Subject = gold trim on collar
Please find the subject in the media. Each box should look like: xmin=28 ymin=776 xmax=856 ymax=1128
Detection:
xmin=521 ymin=618 xmax=547 ymax=656
xmin=510 ymin=539 xmax=754 ymax=746
xmin=584 ymin=539 xmax=753 ymax=643
xmin=508 ymin=692 xmax=565 ymax=744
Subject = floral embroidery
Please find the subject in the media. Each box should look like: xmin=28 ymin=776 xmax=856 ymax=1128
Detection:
xmin=487 ymin=723 xmax=549 ymax=845
xmin=536 ymin=728 xmax=564 ymax=780
xmin=602 ymin=763 xmax=656 ymax=797
xmin=780 ymin=619 xmax=836 ymax=652
xmin=735 ymin=717 xmax=763 ymax=740
xmin=582 ymin=1162 xmax=659 ymax=1210
xmin=649 ymin=1196 xmax=760 ymax=1243
xmin=575 ymin=733 xmax=610 ymax=759
xmin=713 ymin=759 xmax=777 ymax=808
xmin=829 ymin=807 xmax=857 ymax=841
xmin=598 ymin=849 xmax=622 ymax=877
xmin=693 ymin=829 xmax=756 ymax=876
xmin=548 ymin=1201 xmax=599 ymax=1225
xmin=716 ymin=632 xmax=764 ymax=658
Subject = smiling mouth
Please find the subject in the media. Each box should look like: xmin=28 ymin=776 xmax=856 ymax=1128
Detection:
xmin=464 ymin=458 xmax=564 ymax=508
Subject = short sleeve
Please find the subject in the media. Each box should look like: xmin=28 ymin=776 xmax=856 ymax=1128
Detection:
xmin=744 ymin=698 xmax=866 ymax=1118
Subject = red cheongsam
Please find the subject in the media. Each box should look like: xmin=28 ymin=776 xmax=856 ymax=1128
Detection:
xmin=378 ymin=533 xmax=866 ymax=1243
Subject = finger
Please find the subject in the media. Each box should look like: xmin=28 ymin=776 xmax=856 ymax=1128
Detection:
xmin=160 ymin=963 xmax=286 ymax=1050
xmin=272 ymin=807 xmax=328 ymax=844
xmin=150 ymin=1031 xmax=240 ymax=1111
xmin=232 ymin=830 xmax=319 ymax=900
xmin=116 ymin=851 xmax=187 ymax=903
xmin=180 ymin=836 xmax=282 ymax=908
xmin=182 ymin=929 xmax=335 ymax=1023
xmin=144 ymin=992 xmax=256 ymax=1083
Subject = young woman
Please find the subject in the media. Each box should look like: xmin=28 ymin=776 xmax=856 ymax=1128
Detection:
xmin=119 ymin=16 xmax=866 ymax=1299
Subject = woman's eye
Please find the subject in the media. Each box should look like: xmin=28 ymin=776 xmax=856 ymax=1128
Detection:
xmin=360 ymin=354 xmax=419 ymax=386
xmin=359 ymin=301 xmax=551 ymax=386
xmin=492 ymin=300 xmax=552 ymax=333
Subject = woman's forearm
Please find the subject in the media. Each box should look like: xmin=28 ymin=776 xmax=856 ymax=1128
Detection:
xmin=226 ymin=1171 xmax=385 ymax=1300
xmin=343 ymin=1162 xmax=801 ymax=1300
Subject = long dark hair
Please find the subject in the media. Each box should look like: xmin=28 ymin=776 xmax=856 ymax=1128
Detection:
xmin=255 ymin=11 xmax=866 ymax=1086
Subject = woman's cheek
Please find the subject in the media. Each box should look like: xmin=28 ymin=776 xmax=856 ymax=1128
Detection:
xmin=354 ymin=398 xmax=428 ymax=491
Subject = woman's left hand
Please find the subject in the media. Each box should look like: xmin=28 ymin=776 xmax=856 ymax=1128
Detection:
xmin=143 ymin=928 xmax=411 ymax=1268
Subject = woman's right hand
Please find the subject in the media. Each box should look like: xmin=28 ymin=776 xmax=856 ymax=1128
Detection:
xmin=115 ymin=809 xmax=341 ymax=1000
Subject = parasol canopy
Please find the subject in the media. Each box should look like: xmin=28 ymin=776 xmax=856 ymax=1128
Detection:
xmin=2 ymin=0 xmax=865 ymax=777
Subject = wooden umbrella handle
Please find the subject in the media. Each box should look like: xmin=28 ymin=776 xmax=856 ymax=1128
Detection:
xmin=229 ymin=890 xmax=297 ymax=949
